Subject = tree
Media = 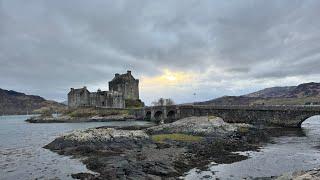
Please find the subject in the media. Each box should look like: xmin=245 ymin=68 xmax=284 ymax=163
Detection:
xmin=165 ymin=98 xmax=175 ymax=106
xmin=152 ymin=98 xmax=175 ymax=106
xmin=158 ymin=98 xmax=165 ymax=106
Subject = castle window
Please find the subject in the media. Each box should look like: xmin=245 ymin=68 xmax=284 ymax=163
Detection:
xmin=102 ymin=101 xmax=105 ymax=106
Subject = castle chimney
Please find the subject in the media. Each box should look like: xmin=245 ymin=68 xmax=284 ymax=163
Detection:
xmin=127 ymin=70 xmax=131 ymax=75
xmin=83 ymin=86 xmax=87 ymax=89
xmin=115 ymin=73 xmax=120 ymax=77
xmin=71 ymin=88 xmax=74 ymax=91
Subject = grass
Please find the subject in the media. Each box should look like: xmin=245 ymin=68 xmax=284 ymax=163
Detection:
xmin=151 ymin=133 xmax=202 ymax=143
xmin=208 ymin=115 xmax=218 ymax=120
xmin=238 ymin=126 xmax=250 ymax=133
xmin=125 ymin=99 xmax=145 ymax=108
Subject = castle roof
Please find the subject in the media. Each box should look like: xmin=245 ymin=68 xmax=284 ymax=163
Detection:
xmin=68 ymin=87 xmax=90 ymax=95
xmin=109 ymin=70 xmax=137 ymax=84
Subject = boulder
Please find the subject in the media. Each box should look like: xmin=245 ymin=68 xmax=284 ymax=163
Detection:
xmin=146 ymin=116 xmax=252 ymax=137
xmin=45 ymin=128 xmax=149 ymax=150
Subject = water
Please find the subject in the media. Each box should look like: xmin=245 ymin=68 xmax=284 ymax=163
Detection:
xmin=0 ymin=115 xmax=152 ymax=180
xmin=2 ymin=115 xmax=320 ymax=180
xmin=185 ymin=116 xmax=320 ymax=179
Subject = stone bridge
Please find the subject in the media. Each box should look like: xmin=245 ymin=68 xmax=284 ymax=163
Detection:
xmin=140 ymin=105 xmax=320 ymax=128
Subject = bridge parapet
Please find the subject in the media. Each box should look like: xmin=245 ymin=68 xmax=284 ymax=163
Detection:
xmin=140 ymin=105 xmax=320 ymax=127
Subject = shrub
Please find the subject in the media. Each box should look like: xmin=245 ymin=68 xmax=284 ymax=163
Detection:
xmin=125 ymin=99 xmax=145 ymax=108
xmin=238 ymin=126 xmax=250 ymax=133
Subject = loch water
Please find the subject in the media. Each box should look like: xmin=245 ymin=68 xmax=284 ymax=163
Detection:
xmin=185 ymin=116 xmax=320 ymax=179
xmin=1 ymin=115 xmax=320 ymax=180
xmin=0 ymin=115 xmax=152 ymax=180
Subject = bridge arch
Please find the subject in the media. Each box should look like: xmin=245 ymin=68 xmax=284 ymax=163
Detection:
xmin=154 ymin=111 xmax=163 ymax=123
xmin=145 ymin=111 xmax=151 ymax=121
xmin=299 ymin=115 xmax=320 ymax=127
xmin=165 ymin=110 xmax=176 ymax=123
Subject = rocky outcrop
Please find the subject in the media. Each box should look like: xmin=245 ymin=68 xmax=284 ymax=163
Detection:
xmin=45 ymin=116 xmax=263 ymax=179
xmin=276 ymin=168 xmax=320 ymax=180
xmin=146 ymin=116 xmax=252 ymax=136
xmin=45 ymin=128 xmax=149 ymax=150
xmin=45 ymin=128 xmax=183 ymax=179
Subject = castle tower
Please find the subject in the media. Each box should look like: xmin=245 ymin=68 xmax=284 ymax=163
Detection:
xmin=108 ymin=70 xmax=139 ymax=100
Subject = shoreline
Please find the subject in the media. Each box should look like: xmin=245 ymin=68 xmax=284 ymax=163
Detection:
xmin=25 ymin=114 xmax=138 ymax=123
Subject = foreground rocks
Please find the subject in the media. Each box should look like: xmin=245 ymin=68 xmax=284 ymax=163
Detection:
xmin=146 ymin=116 xmax=252 ymax=137
xmin=45 ymin=128 xmax=149 ymax=150
xmin=275 ymin=168 xmax=320 ymax=180
xmin=45 ymin=116 xmax=267 ymax=179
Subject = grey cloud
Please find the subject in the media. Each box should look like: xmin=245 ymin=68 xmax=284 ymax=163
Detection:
xmin=1 ymin=0 xmax=320 ymax=103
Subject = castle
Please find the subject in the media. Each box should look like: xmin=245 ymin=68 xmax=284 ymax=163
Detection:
xmin=68 ymin=71 xmax=139 ymax=108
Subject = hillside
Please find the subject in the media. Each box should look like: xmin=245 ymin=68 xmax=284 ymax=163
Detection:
xmin=197 ymin=82 xmax=320 ymax=106
xmin=244 ymin=86 xmax=296 ymax=98
xmin=0 ymin=88 xmax=66 ymax=115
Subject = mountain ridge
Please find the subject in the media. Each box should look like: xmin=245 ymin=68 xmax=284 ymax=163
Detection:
xmin=0 ymin=88 xmax=66 ymax=115
xmin=197 ymin=82 xmax=320 ymax=106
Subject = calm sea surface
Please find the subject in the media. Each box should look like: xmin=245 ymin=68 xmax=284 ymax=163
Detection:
xmin=0 ymin=115 xmax=152 ymax=180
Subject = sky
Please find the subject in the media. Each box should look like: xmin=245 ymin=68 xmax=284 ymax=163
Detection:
xmin=1 ymin=0 xmax=320 ymax=105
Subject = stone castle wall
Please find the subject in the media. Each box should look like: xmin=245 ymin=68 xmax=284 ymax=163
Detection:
xmin=68 ymin=88 xmax=90 ymax=107
xmin=109 ymin=79 xmax=139 ymax=100
xmin=68 ymin=71 xmax=139 ymax=109
xmin=109 ymin=71 xmax=139 ymax=100
xmin=68 ymin=89 xmax=125 ymax=108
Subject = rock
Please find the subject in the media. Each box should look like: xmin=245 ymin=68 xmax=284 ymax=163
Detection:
xmin=71 ymin=173 xmax=98 ymax=179
xmin=89 ymin=114 xmax=136 ymax=121
xmin=276 ymin=168 xmax=320 ymax=180
xmin=44 ymin=128 xmax=149 ymax=150
xmin=96 ymin=123 xmax=156 ymax=130
xmin=44 ymin=116 xmax=263 ymax=179
xmin=146 ymin=116 xmax=252 ymax=137
xmin=63 ymin=128 xmax=148 ymax=142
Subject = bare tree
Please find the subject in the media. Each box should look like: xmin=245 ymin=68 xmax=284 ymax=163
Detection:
xmin=151 ymin=101 xmax=159 ymax=106
xmin=152 ymin=98 xmax=175 ymax=106
xmin=165 ymin=98 xmax=175 ymax=106
xmin=158 ymin=98 xmax=165 ymax=106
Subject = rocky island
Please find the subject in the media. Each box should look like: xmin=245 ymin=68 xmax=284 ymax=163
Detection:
xmin=45 ymin=116 xmax=266 ymax=179
xmin=26 ymin=107 xmax=137 ymax=123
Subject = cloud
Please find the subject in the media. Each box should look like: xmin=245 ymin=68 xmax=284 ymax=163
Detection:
xmin=1 ymin=0 xmax=320 ymax=104
xmin=141 ymin=69 xmax=196 ymax=88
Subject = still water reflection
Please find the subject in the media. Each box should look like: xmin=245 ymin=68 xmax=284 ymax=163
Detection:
xmin=185 ymin=116 xmax=320 ymax=179
xmin=0 ymin=115 xmax=152 ymax=180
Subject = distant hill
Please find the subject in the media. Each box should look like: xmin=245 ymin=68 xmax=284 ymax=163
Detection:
xmin=244 ymin=86 xmax=296 ymax=98
xmin=197 ymin=82 xmax=320 ymax=106
xmin=0 ymin=88 xmax=66 ymax=115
